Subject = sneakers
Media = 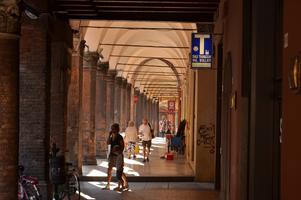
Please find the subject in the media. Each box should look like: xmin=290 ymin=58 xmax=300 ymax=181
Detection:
xmin=143 ymin=159 xmax=146 ymax=162
xmin=113 ymin=187 xmax=122 ymax=191
xmin=146 ymin=157 xmax=149 ymax=162
xmin=122 ymin=183 xmax=129 ymax=191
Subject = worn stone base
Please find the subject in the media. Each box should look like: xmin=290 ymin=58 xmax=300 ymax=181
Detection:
xmin=83 ymin=156 xmax=97 ymax=165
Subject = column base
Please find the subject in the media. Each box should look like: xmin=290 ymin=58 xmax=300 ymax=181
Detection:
xmin=83 ymin=156 xmax=97 ymax=165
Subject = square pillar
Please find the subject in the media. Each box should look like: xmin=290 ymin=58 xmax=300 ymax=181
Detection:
xmin=105 ymin=70 xmax=116 ymax=132
xmin=66 ymin=40 xmax=85 ymax=172
xmin=95 ymin=62 xmax=108 ymax=158
xmin=81 ymin=51 xmax=98 ymax=165
xmin=114 ymin=76 xmax=122 ymax=125
xmin=0 ymin=2 xmax=19 ymax=198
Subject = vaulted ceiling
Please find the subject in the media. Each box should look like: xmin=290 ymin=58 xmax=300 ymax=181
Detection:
xmin=65 ymin=0 xmax=220 ymax=98
xmin=71 ymin=20 xmax=196 ymax=97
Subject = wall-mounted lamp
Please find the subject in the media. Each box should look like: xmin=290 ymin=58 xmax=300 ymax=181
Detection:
xmin=288 ymin=55 xmax=301 ymax=94
xmin=19 ymin=0 xmax=40 ymax=20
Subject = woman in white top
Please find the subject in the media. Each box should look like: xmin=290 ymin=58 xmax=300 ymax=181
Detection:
xmin=138 ymin=118 xmax=153 ymax=162
xmin=124 ymin=121 xmax=138 ymax=159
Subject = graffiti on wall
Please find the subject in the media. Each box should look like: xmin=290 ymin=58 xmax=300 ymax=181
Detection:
xmin=198 ymin=124 xmax=215 ymax=154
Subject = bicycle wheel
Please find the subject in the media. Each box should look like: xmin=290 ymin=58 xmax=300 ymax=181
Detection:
xmin=24 ymin=182 xmax=42 ymax=200
xmin=67 ymin=173 xmax=80 ymax=200
xmin=53 ymin=185 xmax=66 ymax=200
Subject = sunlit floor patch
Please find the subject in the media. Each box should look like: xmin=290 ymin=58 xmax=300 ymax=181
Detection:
xmin=86 ymin=169 xmax=107 ymax=176
xmin=124 ymin=157 xmax=145 ymax=166
xmin=77 ymin=191 xmax=96 ymax=200
xmin=88 ymin=181 xmax=118 ymax=189
xmin=82 ymin=136 xmax=194 ymax=178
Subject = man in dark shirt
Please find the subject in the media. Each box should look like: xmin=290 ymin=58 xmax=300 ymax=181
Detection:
xmin=104 ymin=123 xmax=128 ymax=190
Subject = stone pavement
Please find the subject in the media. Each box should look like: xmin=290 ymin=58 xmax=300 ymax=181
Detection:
xmin=79 ymin=137 xmax=220 ymax=200
xmin=82 ymin=137 xmax=194 ymax=181
xmin=78 ymin=182 xmax=220 ymax=200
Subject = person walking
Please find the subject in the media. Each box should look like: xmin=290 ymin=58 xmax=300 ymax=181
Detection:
xmin=159 ymin=116 xmax=168 ymax=137
xmin=111 ymin=144 xmax=126 ymax=191
xmin=105 ymin=123 xmax=128 ymax=190
xmin=138 ymin=118 xmax=152 ymax=162
xmin=124 ymin=121 xmax=139 ymax=159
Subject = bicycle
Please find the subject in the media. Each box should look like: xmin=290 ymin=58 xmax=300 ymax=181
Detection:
xmin=18 ymin=165 xmax=42 ymax=200
xmin=50 ymin=143 xmax=80 ymax=200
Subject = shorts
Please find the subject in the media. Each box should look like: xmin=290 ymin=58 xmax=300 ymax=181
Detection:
xmin=108 ymin=155 xmax=117 ymax=168
xmin=108 ymin=154 xmax=124 ymax=169
xmin=142 ymin=140 xmax=151 ymax=148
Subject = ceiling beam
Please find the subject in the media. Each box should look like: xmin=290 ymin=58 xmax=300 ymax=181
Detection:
xmin=134 ymin=79 xmax=178 ymax=81
xmin=54 ymin=0 xmax=219 ymax=22
xmin=111 ymin=55 xmax=188 ymax=60
xmin=80 ymin=25 xmax=197 ymax=31
xmin=143 ymin=86 xmax=181 ymax=88
xmin=57 ymin=0 xmax=219 ymax=6
xmin=140 ymin=83 xmax=177 ymax=85
xmin=129 ymin=73 xmax=182 ymax=76
xmin=99 ymin=43 xmax=189 ymax=49
xmin=122 ymin=70 xmax=185 ymax=74
xmin=117 ymin=63 xmax=186 ymax=68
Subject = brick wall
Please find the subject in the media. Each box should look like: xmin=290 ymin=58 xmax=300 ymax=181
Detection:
xmin=19 ymin=16 xmax=73 ymax=199
xmin=19 ymin=17 xmax=49 ymax=178
xmin=0 ymin=36 xmax=19 ymax=200
xmin=19 ymin=17 xmax=51 ymax=198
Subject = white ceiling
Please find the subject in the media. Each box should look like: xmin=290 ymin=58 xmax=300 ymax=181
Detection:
xmin=73 ymin=20 xmax=197 ymax=97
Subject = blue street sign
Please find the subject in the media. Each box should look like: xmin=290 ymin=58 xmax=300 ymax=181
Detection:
xmin=191 ymin=33 xmax=213 ymax=68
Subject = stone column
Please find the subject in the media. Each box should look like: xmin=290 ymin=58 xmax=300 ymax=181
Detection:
xmin=105 ymin=70 xmax=116 ymax=132
xmin=95 ymin=62 xmax=108 ymax=158
xmin=114 ymin=76 xmax=122 ymax=125
xmin=81 ymin=51 xmax=98 ymax=165
xmin=150 ymin=100 xmax=155 ymax=129
xmin=156 ymin=101 xmax=160 ymax=133
xmin=0 ymin=2 xmax=19 ymax=199
xmin=66 ymin=40 xmax=85 ymax=172
xmin=148 ymin=98 xmax=152 ymax=123
xmin=126 ymin=83 xmax=132 ymax=124
xmin=134 ymin=89 xmax=140 ymax=125
xmin=120 ymin=79 xmax=127 ymax=131
xmin=137 ymin=92 xmax=144 ymax=125
xmin=143 ymin=94 xmax=148 ymax=119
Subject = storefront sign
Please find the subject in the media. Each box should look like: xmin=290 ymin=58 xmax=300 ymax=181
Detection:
xmin=191 ymin=33 xmax=213 ymax=68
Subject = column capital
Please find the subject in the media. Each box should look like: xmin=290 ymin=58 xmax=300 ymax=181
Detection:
xmin=134 ymin=88 xmax=140 ymax=95
xmin=105 ymin=70 xmax=116 ymax=82
xmin=97 ymin=61 xmax=109 ymax=74
xmin=115 ymin=76 xmax=123 ymax=85
xmin=83 ymin=51 xmax=99 ymax=68
xmin=0 ymin=2 xmax=20 ymax=36
xmin=122 ymin=78 xmax=128 ymax=87
xmin=127 ymin=82 xmax=132 ymax=89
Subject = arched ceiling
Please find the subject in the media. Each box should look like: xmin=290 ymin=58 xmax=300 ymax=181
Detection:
xmin=76 ymin=20 xmax=197 ymax=98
